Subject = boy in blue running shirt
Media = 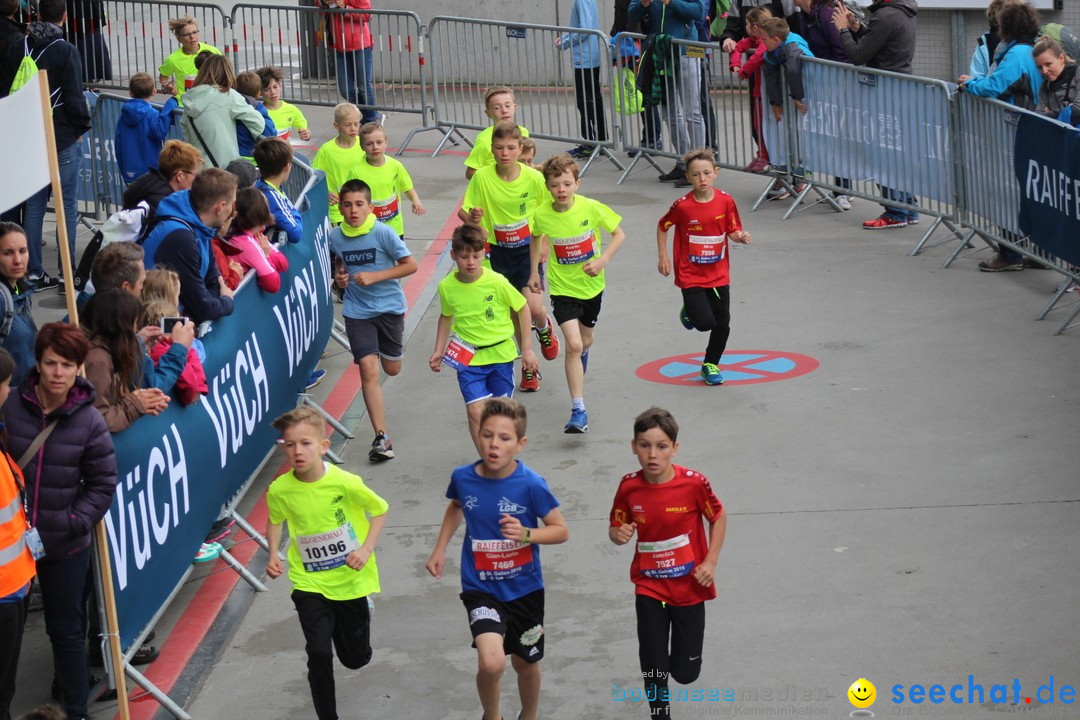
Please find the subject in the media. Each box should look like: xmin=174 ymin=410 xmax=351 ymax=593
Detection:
xmin=252 ymin=137 xmax=303 ymax=244
xmin=426 ymin=398 xmax=569 ymax=720
xmin=330 ymin=179 xmax=418 ymax=462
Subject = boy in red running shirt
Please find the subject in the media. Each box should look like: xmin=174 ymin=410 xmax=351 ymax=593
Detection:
xmin=657 ymin=149 xmax=752 ymax=386
xmin=609 ymin=407 xmax=727 ymax=720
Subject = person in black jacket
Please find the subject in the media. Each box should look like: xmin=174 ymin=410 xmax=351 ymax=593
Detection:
xmin=0 ymin=0 xmax=92 ymax=291
xmin=4 ymin=322 xmax=117 ymax=720
xmin=834 ymin=0 xmax=920 ymax=229
xmin=139 ymin=168 xmax=237 ymax=324
xmin=122 ymin=139 xmax=203 ymax=214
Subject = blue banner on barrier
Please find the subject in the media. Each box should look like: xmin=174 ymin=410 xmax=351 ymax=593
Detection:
xmin=1014 ymin=113 xmax=1080 ymax=267
xmin=796 ymin=62 xmax=952 ymax=204
xmin=103 ymin=179 xmax=333 ymax=648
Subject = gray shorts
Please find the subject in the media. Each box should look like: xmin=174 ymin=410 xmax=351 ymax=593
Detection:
xmin=344 ymin=314 xmax=405 ymax=363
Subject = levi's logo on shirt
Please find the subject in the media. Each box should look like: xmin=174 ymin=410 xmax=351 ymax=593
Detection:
xmin=341 ymin=248 xmax=376 ymax=266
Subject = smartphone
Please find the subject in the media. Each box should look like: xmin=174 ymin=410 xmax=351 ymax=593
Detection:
xmin=161 ymin=316 xmax=189 ymax=331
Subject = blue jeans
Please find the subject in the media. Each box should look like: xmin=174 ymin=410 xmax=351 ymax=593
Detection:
xmin=335 ymin=48 xmax=378 ymax=124
xmin=37 ymin=545 xmax=92 ymax=718
xmin=879 ymin=185 xmax=919 ymax=222
xmin=25 ymin=141 xmax=81 ymax=277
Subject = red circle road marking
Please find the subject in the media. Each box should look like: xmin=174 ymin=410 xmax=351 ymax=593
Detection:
xmin=636 ymin=350 xmax=820 ymax=386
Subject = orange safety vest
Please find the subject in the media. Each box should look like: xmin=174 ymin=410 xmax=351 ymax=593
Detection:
xmin=0 ymin=449 xmax=36 ymax=597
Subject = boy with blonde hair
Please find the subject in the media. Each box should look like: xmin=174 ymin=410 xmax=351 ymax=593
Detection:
xmin=349 ymin=122 xmax=425 ymax=239
xmin=266 ymin=406 xmax=389 ymax=720
xmin=313 ymin=103 xmax=365 ymax=225
xmin=464 ymin=86 xmax=531 ymax=179
xmin=530 ymin=153 xmax=625 ymax=433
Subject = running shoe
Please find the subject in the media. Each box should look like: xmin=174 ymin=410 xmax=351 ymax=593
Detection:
xmin=564 ymin=408 xmax=589 ymax=434
xmin=535 ymin=318 xmax=560 ymax=361
xmin=306 ymin=368 xmax=327 ymax=390
xmin=369 ymin=432 xmax=394 ymax=462
xmin=862 ymin=215 xmax=908 ymax=230
xmin=194 ymin=542 xmax=222 ymax=563
xmin=520 ymin=368 xmax=540 ymax=392
xmin=701 ymin=362 xmax=724 ymax=386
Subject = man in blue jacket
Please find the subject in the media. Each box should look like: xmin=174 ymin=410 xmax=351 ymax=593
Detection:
xmin=0 ymin=0 xmax=92 ymax=291
xmin=557 ymin=0 xmax=608 ymax=158
xmin=629 ymin=0 xmax=709 ymax=181
xmin=141 ymin=168 xmax=237 ymax=324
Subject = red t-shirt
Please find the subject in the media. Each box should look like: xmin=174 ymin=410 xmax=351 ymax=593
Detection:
xmin=609 ymin=465 xmax=724 ymax=606
xmin=658 ymin=190 xmax=743 ymax=289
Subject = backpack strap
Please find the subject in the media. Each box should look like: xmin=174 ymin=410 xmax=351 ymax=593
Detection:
xmin=0 ymin=282 xmax=14 ymax=340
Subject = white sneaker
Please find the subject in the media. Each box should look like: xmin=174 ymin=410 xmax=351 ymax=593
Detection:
xmin=834 ymin=194 xmax=852 ymax=211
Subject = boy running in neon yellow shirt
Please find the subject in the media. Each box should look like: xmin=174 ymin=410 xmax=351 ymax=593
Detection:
xmin=529 ymin=153 xmax=625 ymax=433
xmin=459 ymin=121 xmax=559 ymax=393
xmin=266 ymin=407 xmax=389 ymax=720
xmin=348 ymin=122 xmax=425 ymax=239
xmin=429 ymin=223 xmax=539 ymax=455
xmin=465 ymin=85 xmax=531 ymax=180
xmin=312 ymin=103 xmax=365 ymax=225
xmin=257 ymin=65 xmax=312 ymax=142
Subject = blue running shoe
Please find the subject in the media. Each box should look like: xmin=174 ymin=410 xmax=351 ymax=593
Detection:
xmin=564 ymin=408 xmax=589 ymax=434
xmin=306 ymin=368 xmax=327 ymax=390
xmin=701 ymin=362 xmax=724 ymax=386
xmin=679 ymin=306 xmax=694 ymax=330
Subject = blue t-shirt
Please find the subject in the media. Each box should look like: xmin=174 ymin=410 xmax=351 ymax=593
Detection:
xmin=329 ymin=217 xmax=411 ymax=320
xmin=447 ymin=460 xmax=560 ymax=602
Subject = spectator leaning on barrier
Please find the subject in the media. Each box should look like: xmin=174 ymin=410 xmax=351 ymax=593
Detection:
xmin=833 ymin=0 xmax=919 ymax=230
xmin=140 ymin=168 xmax=238 ymax=324
xmin=957 ymin=2 xmax=1044 ymax=274
xmin=720 ymin=0 xmax=800 ymax=50
xmin=122 ymin=140 xmax=203 ymax=214
xmin=629 ymin=0 xmax=709 ymax=182
xmin=1033 ymin=36 xmax=1080 ymax=123
xmin=319 ymin=0 xmax=379 ymax=125
xmin=557 ymin=0 xmax=609 ymax=158
xmin=969 ymin=0 xmax=1018 ymax=79
xmin=158 ymin=15 xmax=222 ymax=104
xmin=5 ymin=322 xmax=117 ymax=720
xmin=0 ymin=0 xmax=92 ymax=292
xmin=959 ymin=3 xmax=1042 ymax=111
xmin=181 ymin=54 xmax=266 ymax=170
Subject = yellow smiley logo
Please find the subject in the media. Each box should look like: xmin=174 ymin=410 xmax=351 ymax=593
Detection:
xmin=848 ymin=678 xmax=876 ymax=709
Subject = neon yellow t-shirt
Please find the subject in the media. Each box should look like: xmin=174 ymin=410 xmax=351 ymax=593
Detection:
xmin=312 ymin=138 xmax=365 ymax=224
xmin=437 ymin=268 xmax=524 ymax=365
xmin=267 ymin=101 xmax=309 ymax=140
xmin=158 ymin=43 xmax=222 ymax=104
xmin=464 ymin=124 xmax=531 ymax=170
xmin=533 ymin=194 xmax=622 ymax=300
xmin=348 ymin=156 xmax=414 ymax=237
xmin=462 ymin=164 xmax=548 ymax=249
xmin=266 ymin=463 xmax=389 ymax=601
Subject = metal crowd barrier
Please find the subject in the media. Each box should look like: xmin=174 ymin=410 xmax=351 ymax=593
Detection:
xmin=612 ymin=32 xmax=758 ymax=183
xmin=946 ymin=93 xmax=1080 ymax=334
xmin=229 ymin=6 xmax=427 ymax=118
xmin=425 ymin=16 xmax=621 ymax=173
xmin=784 ymin=59 xmax=962 ymax=251
xmin=67 ymin=1 xmax=229 ymax=92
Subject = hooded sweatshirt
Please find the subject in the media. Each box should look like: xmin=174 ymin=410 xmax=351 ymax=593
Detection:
xmin=0 ymin=21 xmax=92 ymax=150
xmin=180 ymin=83 xmax=264 ymax=169
xmin=141 ymin=190 xmax=235 ymax=323
xmin=115 ymin=96 xmax=179 ymax=183
xmin=764 ymin=32 xmax=815 ymax=106
xmin=962 ymin=39 xmax=1042 ymax=111
xmin=838 ymin=0 xmax=918 ymax=75
xmin=121 ymin=168 xmax=174 ymax=213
